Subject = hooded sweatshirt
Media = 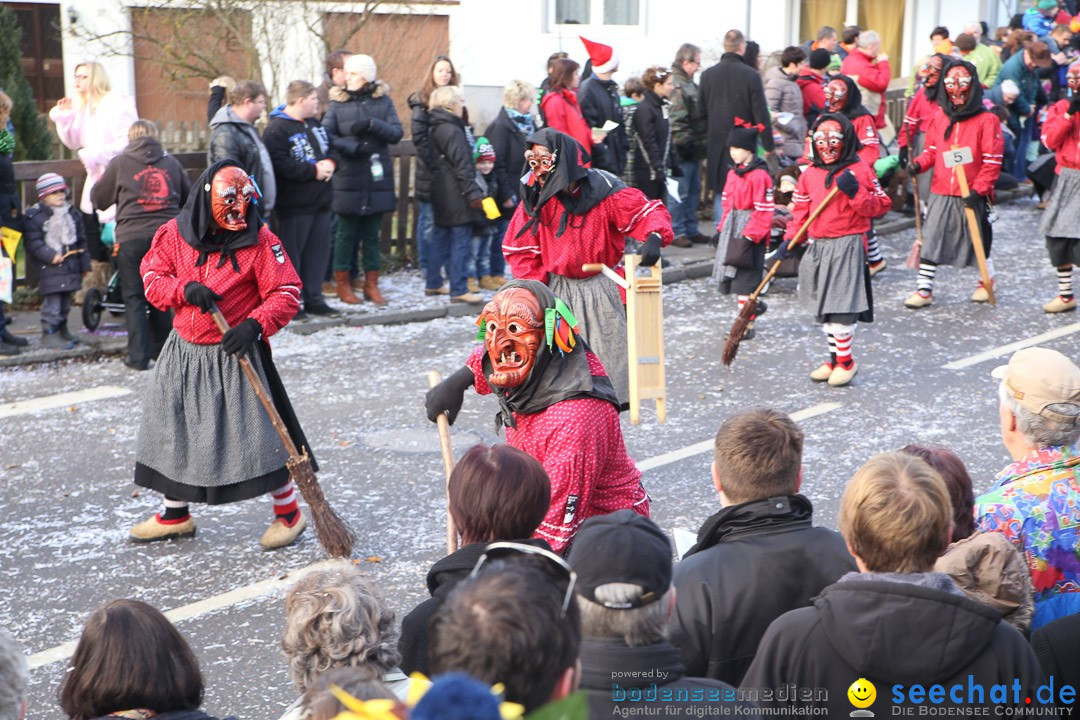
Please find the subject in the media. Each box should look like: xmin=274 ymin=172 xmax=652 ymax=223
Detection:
xmin=742 ymin=575 xmax=1049 ymax=717
xmin=91 ymin=136 xmax=191 ymax=244
xmin=262 ymin=106 xmax=335 ymax=214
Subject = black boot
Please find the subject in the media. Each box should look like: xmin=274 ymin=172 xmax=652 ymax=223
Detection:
xmin=0 ymin=329 xmax=28 ymax=347
xmin=42 ymin=325 xmax=77 ymax=350
xmin=58 ymin=321 xmax=79 ymax=343
xmin=0 ymin=340 xmax=19 ymax=356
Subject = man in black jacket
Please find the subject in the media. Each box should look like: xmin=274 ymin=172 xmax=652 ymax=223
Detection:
xmin=578 ymin=36 xmax=628 ymax=176
xmin=91 ymin=120 xmax=190 ymax=370
xmin=668 ymin=408 xmax=855 ymax=686
xmin=208 ymin=80 xmax=276 ymax=213
xmin=700 ymin=30 xmax=774 ymax=219
xmin=263 ymin=80 xmax=340 ymax=318
xmin=742 ymin=452 xmax=1049 ymax=717
xmin=570 ymin=511 xmax=763 ymax=719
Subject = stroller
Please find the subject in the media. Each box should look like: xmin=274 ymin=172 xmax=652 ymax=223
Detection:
xmin=81 ymin=262 xmax=124 ymax=331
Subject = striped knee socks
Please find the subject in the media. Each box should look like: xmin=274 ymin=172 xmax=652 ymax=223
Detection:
xmin=1058 ymin=266 xmax=1074 ymax=300
xmin=272 ymin=481 xmax=300 ymax=525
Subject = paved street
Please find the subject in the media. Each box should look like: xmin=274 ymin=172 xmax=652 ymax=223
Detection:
xmin=3 ymin=196 xmax=1080 ymax=719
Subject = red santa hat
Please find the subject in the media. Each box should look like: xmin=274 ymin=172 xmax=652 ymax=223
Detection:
xmin=579 ymin=36 xmax=619 ymax=74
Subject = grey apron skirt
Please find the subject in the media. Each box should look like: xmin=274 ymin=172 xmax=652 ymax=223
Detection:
xmin=712 ymin=208 xmax=766 ymax=296
xmin=134 ymin=331 xmax=316 ymax=505
xmin=1041 ymin=166 xmax=1080 ymax=265
xmin=922 ymin=193 xmax=990 ymax=268
xmin=549 ymin=273 xmax=629 ymax=409
xmin=798 ymin=233 xmax=874 ymax=324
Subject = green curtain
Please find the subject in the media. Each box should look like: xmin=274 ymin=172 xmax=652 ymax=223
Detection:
xmin=858 ymin=0 xmax=906 ymax=78
xmin=800 ymin=0 xmax=846 ymax=46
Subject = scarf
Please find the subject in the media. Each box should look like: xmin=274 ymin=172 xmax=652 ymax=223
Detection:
xmin=809 ymin=113 xmax=863 ymax=188
xmin=175 ymin=159 xmax=261 ymax=272
xmin=515 ymin=127 xmax=625 ymax=239
xmin=505 ymin=107 xmax=536 ymax=136
xmin=938 ymin=58 xmax=987 ymax=142
xmin=0 ymin=129 xmax=14 ymax=156
xmin=479 ymin=279 xmax=619 ymax=429
xmin=43 ymin=203 xmax=77 ymax=254
xmin=733 ymin=156 xmax=767 ymax=177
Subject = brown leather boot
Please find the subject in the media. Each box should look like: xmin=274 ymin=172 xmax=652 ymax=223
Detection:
xmin=335 ymin=271 xmax=363 ymax=304
xmin=364 ymin=270 xmax=388 ymax=306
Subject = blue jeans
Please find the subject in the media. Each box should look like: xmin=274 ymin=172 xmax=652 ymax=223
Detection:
xmin=713 ymin=193 xmax=724 ymax=230
xmin=428 ymin=223 xmax=472 ymax=296
xmin=673 ymin=159 xmax=702 ymax=237
xmin=490 ymin=217 xmax=510 ymax=276
xmin=470 ymin=230 xmax=495 ymax=278
xmin=1013 ymin=119 xmax=1033 ymax=180
xmin=417 ymin=201 xmax=434 ymax=271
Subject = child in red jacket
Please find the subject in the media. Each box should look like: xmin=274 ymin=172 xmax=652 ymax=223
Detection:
xmin=905 ymin=59 xmax=1003 ymax=308
xmin=712 ymin=118 xmax=774 ymax=339
xmin=778 ymin=113 xmax=891 ymax=386
xmin=1038 ymin=61 xmax=1080 ymax=313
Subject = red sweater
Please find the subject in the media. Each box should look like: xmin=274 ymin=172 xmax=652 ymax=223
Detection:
xmin=142 ymin=220 xmax=300 ymax=344
xmin=718 ymin=166 xmax=774 ymax=243
xmin=913 ymin=111 xmax=1003 ymax=197
xmin=503 ymin=186 xmax=673 ymax=281
xmin=540 ymin=90 xmax=593 ymax=162
xmin=466 ymin=346 xmax=648 ymax=553
xmin=840 ymin=51 xmax=892 ymax=128
xmin=898 ymin=87 xmax=941 ymax=149
xmin=785 ymin=161 xmax=891 ymax=240
xmin=1041 ymin=99 xmax=1080 ymax=173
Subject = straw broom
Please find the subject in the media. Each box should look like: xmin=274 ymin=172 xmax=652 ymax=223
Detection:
xmin=722 ymin=185 xmax=841 ymax=367
xmin=903 ymin=113 xmax=924 ymax=270
xmin=211 ymin=308 xmax=354 ymax=558
xmin=427 ymin=370 xmax=459 ymax=554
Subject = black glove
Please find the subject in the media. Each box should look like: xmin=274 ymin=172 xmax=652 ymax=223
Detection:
xmin=425 ymin=366 xmax=475 ymax=425
xmin=640 ymin=232 xmax=662 ymax=267
xmin=1070 ymin=93 xmax=1080 ymax=115
xmin=708 ymin=232 xmax=720 ymax=248
xmin=349 ymin=111 xmax=372 ymax=136
xmin=906 ymin=162 xmax=921 ymax=176
xmin=961 ymin=191 xmax=982 ymax=209
xmin=184 ymin=281 xmax=223 ymax=314
xmin=898 ymin=146 xmax=909 ymax=167
xmin=220 ymin=318 xmax=262 ymax=358
xmin=836 ymin=169 xmax=859 ymax=199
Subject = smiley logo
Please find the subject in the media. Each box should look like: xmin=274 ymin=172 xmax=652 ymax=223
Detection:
xmin=848 ymin=678 xmax=876 ymax=715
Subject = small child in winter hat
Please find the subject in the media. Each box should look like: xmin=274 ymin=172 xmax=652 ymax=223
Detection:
xmin=36 ymin=172 xmax=68 ymax=200
xmin=473 ymin=137 xmax=496 ymax=166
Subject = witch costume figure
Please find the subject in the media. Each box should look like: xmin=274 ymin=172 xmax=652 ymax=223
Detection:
xmin=1038 ymin=61 xmax=1080 ymax=314
xmin=131 ymin=160 xmax=313 ymax=550
xmin=425 ymin=280 xmax=648 ymax=554
xmin=905 ymin=59 xmax=1003 ymax=309
xmin=501 ymin=128 xmax=674 ymax=409
xmin=778 ymin=113 xmax=892 ymax=387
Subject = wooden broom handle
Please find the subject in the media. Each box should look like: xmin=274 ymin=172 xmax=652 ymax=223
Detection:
xmin=210 ymin=308 xmax=301 ymax=460
xmin=749 ymin=185 xmax=841 ymax=302
xmin=427 ymin=370 xmax=458 ymax=553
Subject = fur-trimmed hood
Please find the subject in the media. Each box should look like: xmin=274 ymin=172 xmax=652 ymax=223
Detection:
xmin=329 ymin=80 xmax=391 ymax=103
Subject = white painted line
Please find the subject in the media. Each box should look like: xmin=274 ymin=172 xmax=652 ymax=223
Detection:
xmin=0 ymin=386 xmax=133 ymax=419
xmin=637 ymin=402 xmax=842 ymax=472
xmin=942 ymin=323 xmax=1080 ymax=371
xmin=28 ymin=559 xmax=345 ymax=670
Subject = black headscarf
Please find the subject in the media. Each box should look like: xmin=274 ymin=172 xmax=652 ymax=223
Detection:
xmin=809 ymin=113 xmax=863 ymax=188
xmin=176 ymin=159 xmax=261 ymax=272
xmin=937 ymin=59 xmax=987 ymax=141
xmin=479 ymin=279 xmax=619 ymax=429
xmin=829 ymin=75 xmax=873 ymax=121
xmin=515 ymin=128 xmax=626 ymax=239
xmin=921 ymin=53 xmax=953 ymax=103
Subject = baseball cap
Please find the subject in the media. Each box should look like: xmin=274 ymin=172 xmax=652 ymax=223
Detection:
xmin=567 ymin=510 xmax=672 ymax=609
xmin=992 ymin=347 xmax=1080 ymax=423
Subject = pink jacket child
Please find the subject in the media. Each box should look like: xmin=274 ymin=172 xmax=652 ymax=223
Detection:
xmin=49 ymin=90 xmax=138 ymax=222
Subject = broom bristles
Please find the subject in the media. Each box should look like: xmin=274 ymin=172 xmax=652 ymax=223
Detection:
xmin=290 ymin=455 xmax=355 ymax=558
xmin=722 ymin=296 xmax=758 ymax=367
xmin=904 ymin=240 xmax=921 ymax=270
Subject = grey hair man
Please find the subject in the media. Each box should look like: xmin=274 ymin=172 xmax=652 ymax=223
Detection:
xmin=569 ymin=511 xmax=762 ymax=718
xmin=0 ymin=632 xmax=27 ymax=720
xmin=974 ymin=347 xmax=1080 ymax=630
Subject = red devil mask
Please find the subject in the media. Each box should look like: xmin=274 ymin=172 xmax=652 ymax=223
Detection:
xmin=481 ymin=287 xmax=545 ymax=388
xmin=943 ymin=65 xmax=974 ymax=108
xmin=210 ymin=166 xmax=255 ymax=231
xmin=812 ymin=119 xmax=845 ymax=165
xmin=824 ymin=79 xmax=849 ymax=113
xmin=524 ymin=144 xmax=558 ymax=187
xmin=1068 ymin=61 xmax=1080 ymax=94
xmin=923 ymin=55 xmax=945 ymax=88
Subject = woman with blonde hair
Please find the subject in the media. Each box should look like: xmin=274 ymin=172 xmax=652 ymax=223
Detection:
xmin=49 ymin=61 xmax=138 ymax=289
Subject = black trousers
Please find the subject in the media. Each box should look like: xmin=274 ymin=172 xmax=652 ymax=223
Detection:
xmin=278 ymin=210 xmax=332 ymax=306
xmin=81 ymin=211 xmax=109 ymax=262
xmin=116 ymin=236 xmax=172 ymax=367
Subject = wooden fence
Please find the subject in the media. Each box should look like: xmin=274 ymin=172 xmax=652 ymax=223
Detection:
xmin=13 ymin=140 xmax=420 ymax=288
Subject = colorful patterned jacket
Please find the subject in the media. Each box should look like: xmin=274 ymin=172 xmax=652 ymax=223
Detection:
xmin=974 ymin=443 xmax=1080 ymax=629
